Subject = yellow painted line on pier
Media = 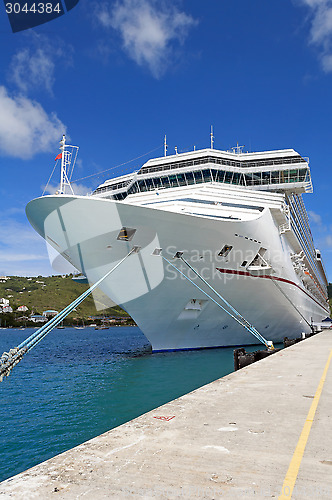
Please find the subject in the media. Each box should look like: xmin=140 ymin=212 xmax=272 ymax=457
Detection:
xmin=278 ymin=348 xmax=332 ymax=499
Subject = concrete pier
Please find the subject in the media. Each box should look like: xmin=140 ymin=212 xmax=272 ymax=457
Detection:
xmin=1 ymin=331 xmax=332 ymax=499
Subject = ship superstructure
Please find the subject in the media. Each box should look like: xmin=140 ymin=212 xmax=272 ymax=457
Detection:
xmin=26 ymin=140 xmax=329 ymax=351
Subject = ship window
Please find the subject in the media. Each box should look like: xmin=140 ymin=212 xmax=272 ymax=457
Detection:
xmin=271 ymin=171 xmax=280 ymax=184
xmin=241 ymin=261 xmax=248 ymax=267
xmin=194 ymin=170 xmax=203 ymax=183
xmin=218 ymin=245 xmax=233 ymax=257
xmin=202 ymin=169 xmax=212 ymax=182
xmin=145 ymin=178 xmax=155 ymax=190
xmin=185 ymin=171 xmax=195 ymax=184
xmin=114 ymin=192 xmax=126 ymax=200
xmin=169 ymin=175 xmax=179 ymax=187
xmin=244 ymin=173 xmax=253 ymax=185
xmin=210 ymin=169 xmax=218 ymax=181
xmin=127 ymin=182 xmax=139 ymax=195
xmin=299 ymin=168 xmax=308 ymax=181
xmin=153 ymin=177 xmax=162 ymax=188
xmin=117 ymin=227 xmax=136 ymax=241
xmin=216 ymin=170 xmax=225 ymax=183
xmin=239 ymin=173 xmax=246 ymax=186
xmin=137 ymin=179 xmax=147 ymax=192
xmin=161 ymin=176 xmax=170 ymax=188
xmin=280 ymin=170 xmax=288 ymax=183
xmin=224 ymin=171 xmax=233 ymax=184
xmin=262 ymin=171 xmax=270 ymax=184
xmin=252 ymin=172 xmax=261 ymax=185
xmin=289 ymin=169 xmax=298 ymax=182
xmin=232 ymin=172 xmax=241 ymax=185
xmin=177 ymin=173 xmax=187 ymax=186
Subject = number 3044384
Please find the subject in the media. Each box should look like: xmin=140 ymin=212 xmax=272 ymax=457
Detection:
xmin=5 ymin=3 xmax=62 ymax=14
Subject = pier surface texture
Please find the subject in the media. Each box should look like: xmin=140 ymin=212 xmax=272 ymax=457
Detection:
xmin=1 ymin=331 xmax=332 ymax=499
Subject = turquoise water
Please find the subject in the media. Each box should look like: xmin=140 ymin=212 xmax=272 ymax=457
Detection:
xmin=0 ymin=326 xmax=254 ymax=482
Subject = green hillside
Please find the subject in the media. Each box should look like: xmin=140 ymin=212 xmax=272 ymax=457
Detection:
xmin=0 ymin=275 xmax=129 ymax=322
xmin=1 ymin=276 xmax=331 ymax=326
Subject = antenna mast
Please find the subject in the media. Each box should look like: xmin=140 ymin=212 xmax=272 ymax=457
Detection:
xmin=232 ymin=142 xmax=245 ymax=155
xmin=210 ymin=125 xmax=214 ymax=149
xmin=59 ymin=135 xmax=75 ymax=195
xmin=164 ymin=135 xmax=167 ymax=157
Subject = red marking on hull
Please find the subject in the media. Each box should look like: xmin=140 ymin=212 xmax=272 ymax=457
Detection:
xmin=216 ymin=268 xmax=328 ymax=311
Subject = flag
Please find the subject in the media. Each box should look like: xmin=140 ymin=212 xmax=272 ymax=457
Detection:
xmin=55 ymin=153 xmax=62 ymax=161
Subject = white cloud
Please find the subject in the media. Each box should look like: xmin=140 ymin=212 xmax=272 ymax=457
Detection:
xmin=0 ymin=252 xmax=46 ymax=263
xmin=0 ymin=218 xmax=41 ymax=248
xmin=70 ymin=183 xmax=92 ymax=195
xmin=307 ymin=1 xmax=332 ymax=45
xmin=0 ymin=215 xmax=77 ymax=276
xmin=7 ymin=35 xmax=72 ymax=95
xmin=2 ymin=207 xmax=25 ymax=216
xmin=321 ymin=52 xmax=332 ymax=70
xmin=9 ymin=48 xmax=55 ymax=94
xmin=43 ymin=182 xmax=91 ymax=196
xmin=0 ymin=86 xmax=66 ymax=159
xmin=308 ymin=210 xmax=322 ymax=224
xmin=297 ymin=0 xmax=332 ymax=72
xmin=0 ymin=217 xmax=52 ymax=276
xmin=325 ymin=235 xmax=332 ymax=247
xmin=96 ymin=0 xmax=197 ymax=77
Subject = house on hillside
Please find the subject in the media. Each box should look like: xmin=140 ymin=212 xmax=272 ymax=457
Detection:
xmin=17 ymin=305 xmax=29 ymax=312
xmin=43 ymin=310 xmax=58 ymax=318
xmin=1 ymin=306 xmax=13 ymax=313
xmin=0 ymin=298 xmax=10 ymax=306
xmin=30 ymin=314 xmax=47 ymax=323
xmin=17 ymin=316 xmax=29 ymax=322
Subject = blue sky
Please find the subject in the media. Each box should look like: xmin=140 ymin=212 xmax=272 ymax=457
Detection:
xmin=0 ymin=0 xmax=331 ymax=279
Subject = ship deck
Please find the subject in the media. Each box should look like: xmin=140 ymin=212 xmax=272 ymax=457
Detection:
xmin=1 ymin=331 xmax=332 ymax=498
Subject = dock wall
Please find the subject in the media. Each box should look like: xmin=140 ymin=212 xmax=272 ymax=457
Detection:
xmin=1 ymin=331 xmax=332 ymax=499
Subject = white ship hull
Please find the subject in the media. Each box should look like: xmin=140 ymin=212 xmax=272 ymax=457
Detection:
xmin=26 ymin=191 xmax=329 ymax=351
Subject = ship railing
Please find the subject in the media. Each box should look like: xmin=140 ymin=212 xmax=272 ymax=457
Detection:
xmin=139 ymin=155 xmax=307 ymax=176
xmin=279 ymin=222 xmax=291 ymax=234
xmin=108 ymin=166 xmax=310 ymax=198
xmin=290 ymin=221 xmax=328 ymax=293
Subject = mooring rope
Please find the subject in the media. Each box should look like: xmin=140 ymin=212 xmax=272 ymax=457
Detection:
xmin=268 ymin=275 xmax=312 ymax=330
xmin=179 ymin=255 xmax=272 ymax=346
xmin=0 ymin=248 xmax=137 ymax=382
xmin=42 ymin=160 xmax=58 ymax=196
xmin=162 ymin=255 xmax=272 ymax=348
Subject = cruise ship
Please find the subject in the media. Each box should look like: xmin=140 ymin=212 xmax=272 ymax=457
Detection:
xmin=26 ymin=137 xmax=329 ymax=351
